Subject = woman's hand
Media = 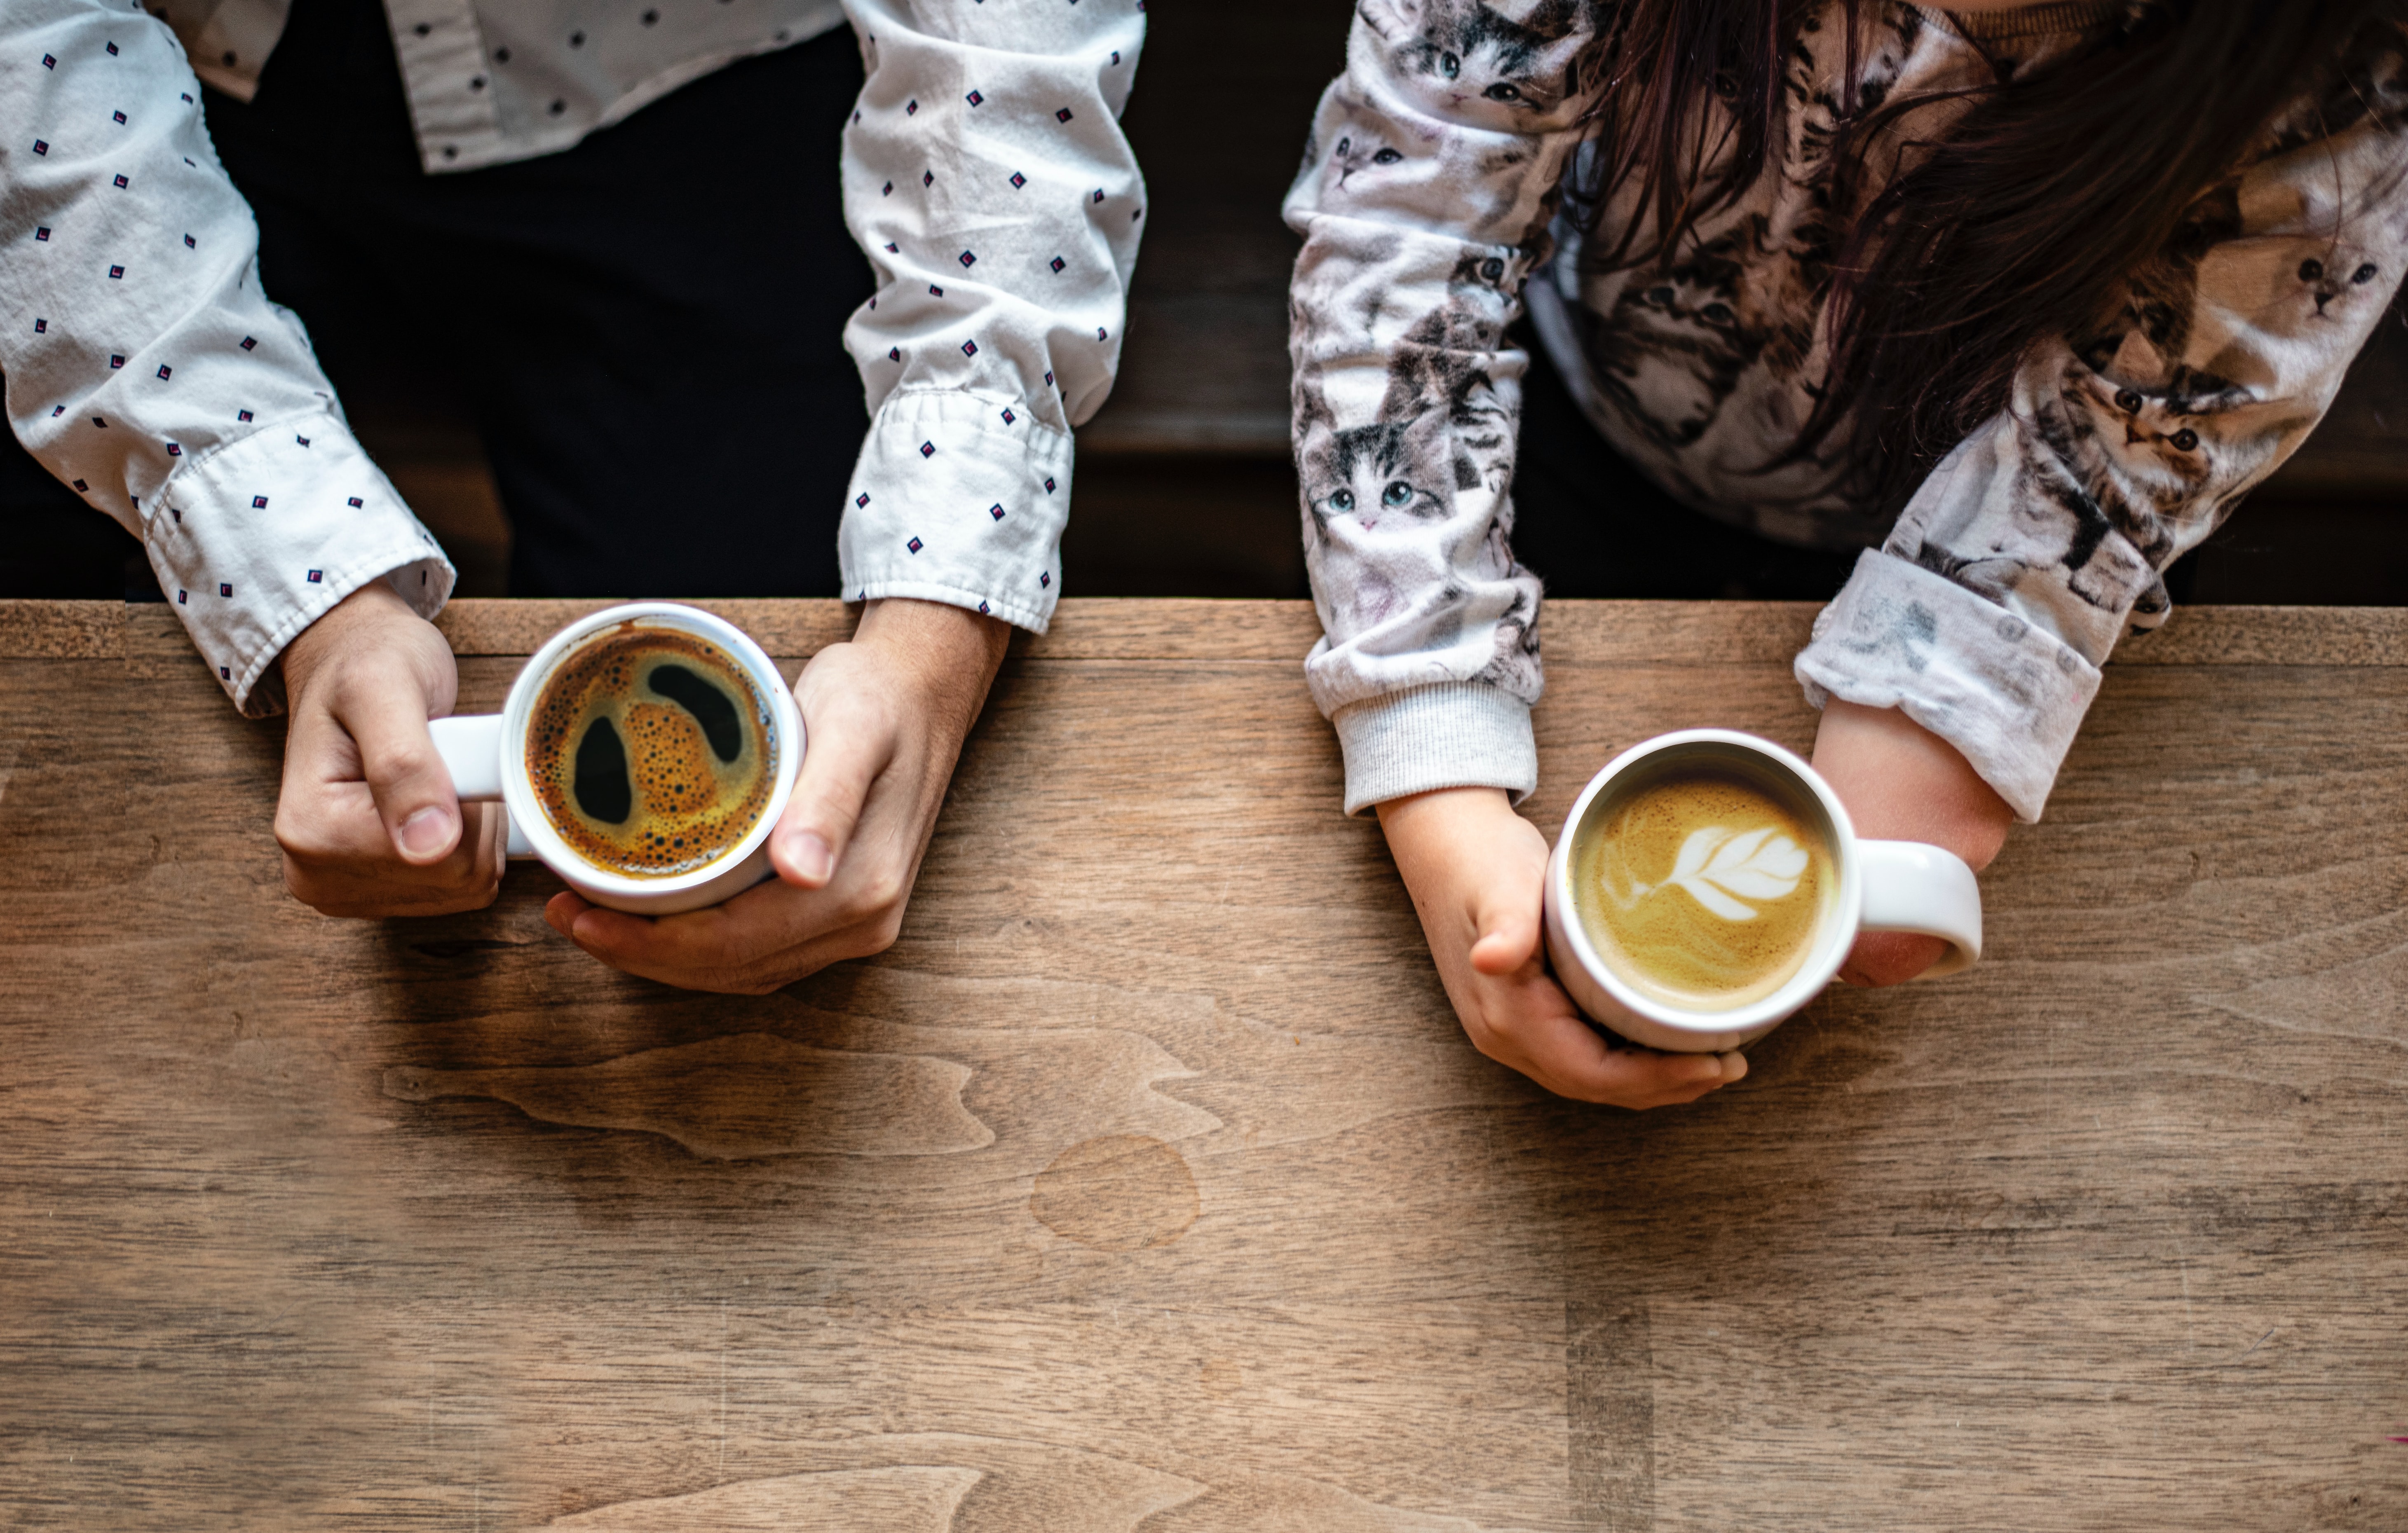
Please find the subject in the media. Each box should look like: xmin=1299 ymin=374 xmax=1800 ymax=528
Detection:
xmin=1811 ymin=700 xmax=2014 ymax=986
xmin=1377 ymin=786 xmax=1745 ymax=1107
xmin=544 ymin=599 xmax=1008 ymax=994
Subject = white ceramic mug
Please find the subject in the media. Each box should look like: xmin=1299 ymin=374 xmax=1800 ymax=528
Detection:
xmin=1543 ymin=728 xmax=1982 ymax=1054
xmin=428 ymin=602 xmax=804 ymax=916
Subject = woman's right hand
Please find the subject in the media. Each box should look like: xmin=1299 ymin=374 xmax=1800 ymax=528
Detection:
xmin=1376 ymin=786 xmax=1745 ymax=1109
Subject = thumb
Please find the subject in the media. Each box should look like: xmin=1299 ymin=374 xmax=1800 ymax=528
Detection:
xmin=1468 ymin=875 xmax=1544 ymax=976
xmin=332 ymin=670 xmax=461 ymax=865
xmin=771 ymin=703 xmax=896 ymax=889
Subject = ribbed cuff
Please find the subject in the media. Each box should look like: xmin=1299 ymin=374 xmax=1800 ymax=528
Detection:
xmin=144 ymin=414 xmax=453 ymax=717
xmin=1794 ymin=550 xmax=2100 ymax=824
xmin=839 ymin=390 xmax=1072 ymax=633
xmin=1332 ymin=681 xmax=1537 ymax=817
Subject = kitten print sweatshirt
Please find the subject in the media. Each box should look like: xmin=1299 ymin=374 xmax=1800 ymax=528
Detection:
xmin=1286 ymin=1 xmax=2408 ymax=819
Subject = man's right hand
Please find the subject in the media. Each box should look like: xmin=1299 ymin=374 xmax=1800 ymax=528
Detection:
xmin=274 ymin=580 xmax=504 ymax=917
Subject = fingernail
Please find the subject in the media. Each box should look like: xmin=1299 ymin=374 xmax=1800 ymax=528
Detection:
xmin=787 ymin=830 xmax=835 ymax=884
xmin=396 ymin=806 xmax=457 ymax=859
xmin=1681 ymin=1056 xmax=1725 ymax=1085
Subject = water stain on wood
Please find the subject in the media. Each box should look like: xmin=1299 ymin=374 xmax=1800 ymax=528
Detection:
xmin=382 ymin=1033 xmax=993 ymax=1160
xmin=1029 ymin=1134 xmax=1200 ymax=1251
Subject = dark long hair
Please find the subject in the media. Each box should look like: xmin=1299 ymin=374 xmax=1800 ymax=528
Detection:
xmin=1577 ymin=0 xmax=2406 ymax=515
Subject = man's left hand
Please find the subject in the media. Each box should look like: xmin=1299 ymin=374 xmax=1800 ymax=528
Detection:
xmin=544 ymin=598 xmax=1010 ymax=993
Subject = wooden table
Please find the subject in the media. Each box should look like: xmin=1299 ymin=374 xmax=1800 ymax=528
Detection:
xmin=2 ymin=598 xmax=2403 ymax=1531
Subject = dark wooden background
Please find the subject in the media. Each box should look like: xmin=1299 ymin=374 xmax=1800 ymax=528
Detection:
xmin=6 ymin=0 xmax=2405 ymax=605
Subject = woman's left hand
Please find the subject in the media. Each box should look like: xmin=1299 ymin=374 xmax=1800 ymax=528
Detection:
xmin=1810 ymin=700 xmax=2015 ymax=986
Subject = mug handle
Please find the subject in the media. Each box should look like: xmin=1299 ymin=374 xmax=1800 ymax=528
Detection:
xmin=1856 ymin=840 xmax=1983 ymax=978
xmin=428 ymin=714 xmax=537 ymax=859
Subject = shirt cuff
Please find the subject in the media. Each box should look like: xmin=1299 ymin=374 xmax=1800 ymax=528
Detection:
xmin=1331 ymin=681 xmax=1537 ymax=817
xmin=1794 ymin=549 xmax=2101 ymax=824
xmin=838 ymin=390 xmax=1072 ymax=633
xmin=144 ymin=414 xmax=454 ymax=717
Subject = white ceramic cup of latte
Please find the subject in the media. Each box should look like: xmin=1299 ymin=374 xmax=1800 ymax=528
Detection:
xmin=1543 ymin=728 xmax=1982 ymax=1054
xmin=426 ymin=602 xmax=804 ymax=916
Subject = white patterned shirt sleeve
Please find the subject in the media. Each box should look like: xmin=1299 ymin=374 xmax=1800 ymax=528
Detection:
xmin=836 ymin=0 xmax=1147 ymax=632
xmin=2 ymin=0 xmax=451 ymax=717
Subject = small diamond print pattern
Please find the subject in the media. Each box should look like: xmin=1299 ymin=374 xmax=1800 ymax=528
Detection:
xmin=19 ymin=0 xmax=1126 ymax=701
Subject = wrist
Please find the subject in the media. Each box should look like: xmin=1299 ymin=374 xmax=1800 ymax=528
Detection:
xmin=1812 ymin=700 xmax=2013 ymax=873
xmin=1377 ymin=785 xmax=1520 ymax=889
xmin=849 ymin=598 xmax=1011 ymax=730
xmin=279 ymin=581 xmax=442 ymax=704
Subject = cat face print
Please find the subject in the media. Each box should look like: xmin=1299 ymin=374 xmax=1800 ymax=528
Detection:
xmin=1781 ymin=5 xmax=1921 ymax=177
xmin=1358 ymin=0 xmax=1600 ymax=134
xmin=2275 ymin=242 xmax=2392 ymax=327
xmin=1593 ymin=248 xmax=1758 ymax=449
xmin=2047 ymin=365 xmax=2269 ymax=543
xmin=1412 ymin=247 xmax=1519 ymax=356
xmin=1299 ymin=415 xmax=1455 ymax=545
xmin=1327 ymin=126 xmax=1412 ymax=196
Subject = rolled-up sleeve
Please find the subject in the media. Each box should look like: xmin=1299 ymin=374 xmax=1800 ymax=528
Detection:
xmin=1 ymin=0 xmax=452 ymax=716
xmin=1800 ymin=49 xmax=2408 ymax=821
xmin=835 ymin=0 xmax=1146 ymax=632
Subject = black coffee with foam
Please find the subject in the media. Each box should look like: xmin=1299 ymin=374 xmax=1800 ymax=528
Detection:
xmin=525 ymin=627 xmax=775 ymax=878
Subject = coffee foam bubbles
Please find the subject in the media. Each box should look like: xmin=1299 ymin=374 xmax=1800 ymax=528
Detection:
xmin=1571 ymin=770 xmax=1834 ymax=1012
xmin=525 ymin=627 xmax=776 ymax=879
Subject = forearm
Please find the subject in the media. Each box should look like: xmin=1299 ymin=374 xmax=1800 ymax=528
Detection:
xmin=1283 ymin=8 xmax=1605 ymax=804
xmin=4 ymin=0 xmax=449 ymax=714
xmin=835 ymin=0 xmax=1146 ymax=633
xmin=1812 ymin=700 xmax=2012 ymax=988
xmin=1811 ymin=700 xmax=2013 ymax=873
xmin=849 ymin=597 xmax=1011 ymax=739
xmin=1376 ymin=785 xmax=1517 ymax=901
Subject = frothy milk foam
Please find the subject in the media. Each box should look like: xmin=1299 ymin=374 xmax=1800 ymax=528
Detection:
xmin=1571 ymin=769 xmax=1836 ymax=1011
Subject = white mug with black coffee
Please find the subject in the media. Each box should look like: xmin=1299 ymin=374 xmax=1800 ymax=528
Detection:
xmin=1544 ymin=729 xmax=1982 ymax=1054
xmin=428 ymin=602 xmax=804 ymax=915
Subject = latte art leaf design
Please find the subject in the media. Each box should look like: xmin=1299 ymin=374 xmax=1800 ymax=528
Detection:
xmin=1632 ymin=826 xmax=1809 ymax=922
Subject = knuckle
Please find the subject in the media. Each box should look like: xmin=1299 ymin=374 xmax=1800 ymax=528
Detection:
xmin=847 ymin=868 xmax=909 ymax=921
xmin=821 ymin=915 xmax=901 ymax=965
xmin=272 ymin=803 xmax=334 ymax=862
xmin=362 ymin=742 xmax=438 ymax=793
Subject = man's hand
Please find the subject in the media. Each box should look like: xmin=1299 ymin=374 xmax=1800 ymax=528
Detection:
xmin=1812 ymin=700 xmax=2014 ymax=986
xmin=544 ymin=599 xmax=1009 ymax=993
xmin=1378 ymin=786 xmax=1746 ymax=1108
xmin=276 ymin=580 xmax=505 ymax=917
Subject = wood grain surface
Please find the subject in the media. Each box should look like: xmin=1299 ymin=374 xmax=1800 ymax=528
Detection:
xmin=1 ymin=599 xmax=2402 ymax=1531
